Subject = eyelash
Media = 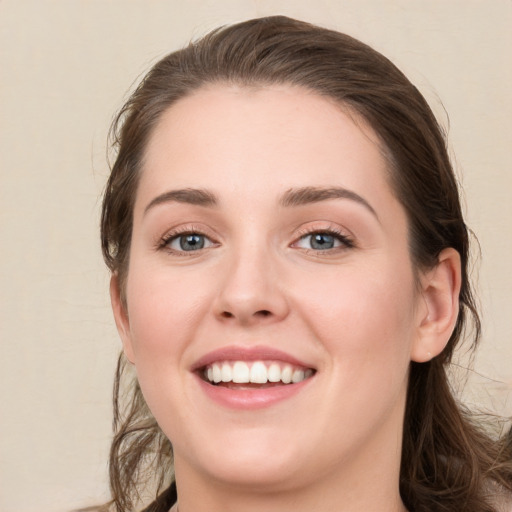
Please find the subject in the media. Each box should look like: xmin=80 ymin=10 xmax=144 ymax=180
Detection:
xmin=293 ymin=227 xmax=355 ymax=253
xmin=158 ymin=226 xmax=355 ymax=255
xmin=158 ymin=226 xmax=218 ymax=255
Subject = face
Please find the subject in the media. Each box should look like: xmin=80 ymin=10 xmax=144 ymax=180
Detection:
xmin=112 ymin=85 xmax=429 ymax=493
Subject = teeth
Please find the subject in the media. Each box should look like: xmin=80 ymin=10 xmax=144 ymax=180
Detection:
xmin=221 ymin=362 xmax=232 ymax=382
xmin=204 ymin=360 xmax=313 ymax=385
xmin=281 ymin=365 xmax=292 ymax=384
xmin=232 ymin=361 xmax=250 ymax=383
xmin=250 ymin=361 xmax=268 ymax=383
xmin=267 ymin=363 xmax=281 ymax=382
xmin=292 ymin=369 xmax=305 ymax=383
xmin=212 ymin=364 xmax=222 ymax=383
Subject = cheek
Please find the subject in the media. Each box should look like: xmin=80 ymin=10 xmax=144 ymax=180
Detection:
xmin=122 ymin=268 xmax=211 ymax=423
xmin=294 ymin=261 xmax=417 ymax=370
xmin=124 ymin=266 xmax=213 ymax=368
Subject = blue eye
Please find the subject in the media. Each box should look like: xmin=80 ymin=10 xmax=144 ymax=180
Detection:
xmin=179 ymin=234 xmax=205 ymax=251
xmin=295 ymin=231 xmax=352 ymax=251
xmin=309 ymin=233 xmax=336 ymax=250
xmin=165 ymin=233 xmax=214 ymax=252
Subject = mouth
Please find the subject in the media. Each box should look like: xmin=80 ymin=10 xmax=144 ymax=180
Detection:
xmin=192 ymin=346 xmax=317 ymax=407
xmin=200 ymin=360 xmax=315 ymax=388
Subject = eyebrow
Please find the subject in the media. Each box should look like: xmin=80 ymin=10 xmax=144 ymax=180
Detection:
xmin=143 ymin=185 xmax=377 ymax=219
xmin=280 ymin=186 xmax=378 ymax=218
xmin=144 ymin=188 xmax=218 ymax=214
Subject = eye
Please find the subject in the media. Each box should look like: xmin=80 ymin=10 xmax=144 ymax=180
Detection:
xmin=163 ymin=232 xmax=215 ymax=252
xmin=294 ymin=230 xmax=353 ymax=251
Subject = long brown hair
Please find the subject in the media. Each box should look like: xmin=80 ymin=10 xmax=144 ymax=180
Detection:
xmin=100 ymin=16 xmax=512 ymax=512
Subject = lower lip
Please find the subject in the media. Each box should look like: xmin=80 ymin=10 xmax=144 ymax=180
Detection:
xmin=196 ymin=375 xmax=313 ymax=410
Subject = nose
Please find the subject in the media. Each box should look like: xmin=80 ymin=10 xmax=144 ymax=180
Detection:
xmin=213 ymin=245 xmax=290 ymax=326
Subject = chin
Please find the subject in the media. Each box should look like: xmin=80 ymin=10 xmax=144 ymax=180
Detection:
xmin=175 ymin=428 xmax=309 ymax=491
xmin=201 ymin=456 xmax=306 ymax=492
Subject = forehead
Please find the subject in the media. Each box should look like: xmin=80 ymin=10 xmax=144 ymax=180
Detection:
xmin=137 ymin=84 xmax=398 ymax=215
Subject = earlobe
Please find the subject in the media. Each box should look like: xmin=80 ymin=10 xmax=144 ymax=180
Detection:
xmin=411 ymin=248 xmax=461 ymax=363
xmin=110 ymin=274 xmax=136 ymax=364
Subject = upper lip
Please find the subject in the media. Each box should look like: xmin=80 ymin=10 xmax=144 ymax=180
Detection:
xmin=191 ymin=345 xmax=315 ymax=371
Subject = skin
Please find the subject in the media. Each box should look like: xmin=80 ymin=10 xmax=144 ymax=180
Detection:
xmin=111 ymin=85 xmax=461 ymax=512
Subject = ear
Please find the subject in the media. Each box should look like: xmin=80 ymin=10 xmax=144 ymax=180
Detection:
xmin=411 ymin=248 xmax=462 ymax=363
xmin=110 ymin=274 xmax=136 ymax=364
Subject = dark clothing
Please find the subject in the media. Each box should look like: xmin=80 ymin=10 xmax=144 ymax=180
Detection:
xmin=141 ymin=481 xmax=177 ymax=512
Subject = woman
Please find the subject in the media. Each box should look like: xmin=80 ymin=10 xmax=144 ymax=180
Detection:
xmin=99 ymin=16 xmax=512 ymax=512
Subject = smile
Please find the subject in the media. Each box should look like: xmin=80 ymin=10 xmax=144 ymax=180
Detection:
xmin=192 ymin=346 xmax=316 ymax=409
xmin=203 ymin=360 xmax=314 ymax=386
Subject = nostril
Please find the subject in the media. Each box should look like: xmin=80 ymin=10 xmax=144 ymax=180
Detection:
xmin=220 ymin=310 xmax=272 ymax=319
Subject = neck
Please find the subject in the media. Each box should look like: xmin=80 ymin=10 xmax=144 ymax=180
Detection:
xmin=173 ymin=433 xmax=407 ymax=512
xmin=174 ymin=476 xmax=407 ymax=512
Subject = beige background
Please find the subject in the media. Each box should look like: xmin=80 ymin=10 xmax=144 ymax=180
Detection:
xmin=0 ymin=1 xmax=510 ymax=511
